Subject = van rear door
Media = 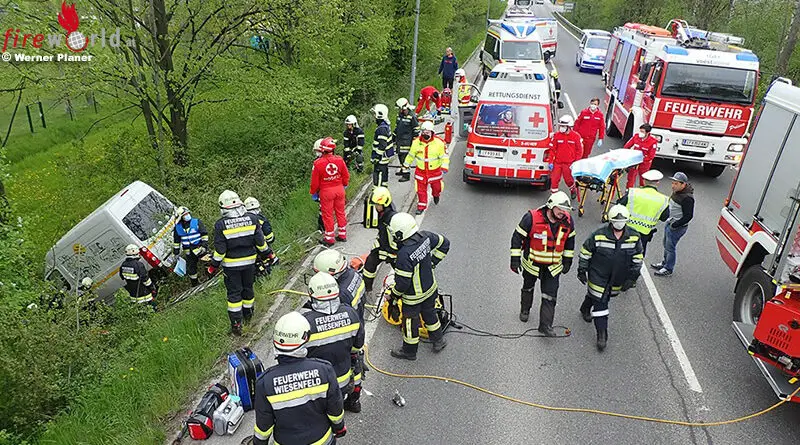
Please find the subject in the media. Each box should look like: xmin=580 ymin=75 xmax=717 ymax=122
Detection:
xmin=119 ymin=190 xmax=176 ymax=260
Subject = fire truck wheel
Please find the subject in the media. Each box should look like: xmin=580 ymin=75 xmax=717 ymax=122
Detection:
xmin=703 ymin=164 xmax=726 ymax=178
xmin=733 ymin=266 xmax=775 ymax=325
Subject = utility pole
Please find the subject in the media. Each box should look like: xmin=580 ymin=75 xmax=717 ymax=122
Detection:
xmin=486 ymin=0 xmax=492 ymax=28
xmin=409 ymin=0 xmax=421 ymax=102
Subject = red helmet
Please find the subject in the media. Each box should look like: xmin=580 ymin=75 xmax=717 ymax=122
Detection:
xmin=320 ymin=137 xmax=336 ymax=153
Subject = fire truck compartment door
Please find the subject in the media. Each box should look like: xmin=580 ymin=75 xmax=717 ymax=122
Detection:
xmin=755 ymin=116 xmax=800 ymax=241
xmin=613 ymin=41 xmax=636 ymax=102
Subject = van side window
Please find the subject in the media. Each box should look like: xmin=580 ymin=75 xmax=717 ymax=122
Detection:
xmin=123 ymin=192 xmax=174 ymax=241
xmin=484 ymin=36 xmax=495 ymax=56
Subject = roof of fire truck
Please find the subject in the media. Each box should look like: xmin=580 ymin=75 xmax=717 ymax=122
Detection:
xmin=614 ymin=20 xmax=759 ymax=71
xmin=481 ymin=63 xmax=552 ymax=100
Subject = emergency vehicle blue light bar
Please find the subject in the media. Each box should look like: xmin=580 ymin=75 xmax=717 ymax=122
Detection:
xmin=736 ymin=52 xmax=758 ymax=62
xmin=663 ymin=45 xmax=689 ymax=55
xmin=489 ymin=72 xmax=499 ymax=78
xmin=501 ymin=23 xmax=537 ymax=38
xmin=534 ymin=73 xmax=545 ymax=80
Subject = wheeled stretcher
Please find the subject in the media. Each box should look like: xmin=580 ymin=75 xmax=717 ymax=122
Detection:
xmin=570 ymin=149 xmax=643 ymax=221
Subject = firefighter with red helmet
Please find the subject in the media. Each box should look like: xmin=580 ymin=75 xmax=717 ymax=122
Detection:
xmin=548 ymin=115 xmax=583 ymax=198
xmin=310 ymin=137 xmax=350 ymax=246
xmin=404 ymin=121 xmax=450 ymax=215
xmin=574 ymin=97 xmax=606 ymax=159
xmin=624 ymin=123 xmax=659 ymax=189
xmin=510 ymin=191 xmax=576 ymax=336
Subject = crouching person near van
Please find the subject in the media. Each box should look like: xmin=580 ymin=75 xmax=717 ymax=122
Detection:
xmin=119 ymin=244 xmax=158 ymax=310
xmin=173 ymin=206 xmax=209 ymax=287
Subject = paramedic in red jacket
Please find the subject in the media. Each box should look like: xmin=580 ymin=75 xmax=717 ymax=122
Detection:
xmin=574 ymin=97 xmax=605 ymax=159
xmin=624 ymin=123 xmax=659 ymax=189
xmin=310 ymin=137 xmax=350 ymax=247
xmin=415 ymin=86 xmax=441 ymax=115
xmin=548 ymin=115 xmax=583 ymax=198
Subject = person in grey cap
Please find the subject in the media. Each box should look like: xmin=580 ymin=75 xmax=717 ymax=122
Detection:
xmin=651 ymin=172 xmax=694 ymax=276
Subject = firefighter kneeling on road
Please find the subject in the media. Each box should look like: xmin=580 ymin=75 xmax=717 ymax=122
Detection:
xmin=253 ymin=312 xmax=347 ymax=445
xmin=119 ymin=244 xmax=158 ymax=310
xmin=210 ymin=190 xmax=270 ymax=336
xmin=244 ymin=197 xmax=279 ymax=276
xmin=311 ymin=137 xmax=350 ymax=247
xmin=510 ymin=191 xmax=575 ymax=336
xmin=300 ymin=272 xmax=365 ymax=414
xmin=387 ymin=212 xmax=450 ymax=360
xmin=578 ymin=204 xmax=643 ymax=351
xmin=362 ymin=186 xmax=398 ymax=293
xmin=405 ymin=120 xmax=450 ymax=215
xmin=172 ymin=206 xmax=209 ymax=287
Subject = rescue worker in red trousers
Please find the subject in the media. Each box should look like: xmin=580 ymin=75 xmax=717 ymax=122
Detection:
xmin=343 ymin=115 xmax=365 ymax=173
xmin=387 ymin=212 xmax=450 ymax=360
xmin=362 ymin=186 xmax=398 ymax=293
xmin=172 ymin=206 xmax=209 ymax=287
xmin=415 ymin=86 xmax=441 ymax=116
xmin=510 ymin=191 xmax=575 ymax=336
xmin=310 ymin=137 xmax=350 ymax=246
xmin=210 ymin=190 xmax=270 ymax=335
xmin=405 ymin=120 xmax=450 ymax=215
xmin=548 ymin=115 xmax=583 ymax=199
xmin=394 ymin=98 xmax=420 ymax=183
xmin=625 ymin=123 xmax=659 ymax=189
xmin=119 ymin=243 xmax=158 ymax=310
xmin=244 ymin=197 xmax=280 ymax=276
xmin=573 ymin=97 xmax=605 ymax=159
xmin=300 ymin=272 xmax=365 ymax=413
xmin=252 ymin=312 xmax=346 ymax=445
xmin=578 ymin=205 xmax=643 ymax=351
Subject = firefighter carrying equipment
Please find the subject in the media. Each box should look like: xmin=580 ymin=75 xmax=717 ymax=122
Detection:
xmin=624 ymin=186 xmax=669 ymax=235
xmin=363 ymin=344 xmax=800 ymax=427
xmin=364 ymin=186 xmax=393 ymax=229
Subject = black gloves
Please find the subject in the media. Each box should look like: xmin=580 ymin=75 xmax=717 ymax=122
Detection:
xmin=562 ymin=257 xmax=573 ymax=275
xmin=577 ymin=270 xmax=588 ymax=285
xmin=510 ymin=257 xmax=521 ymax=274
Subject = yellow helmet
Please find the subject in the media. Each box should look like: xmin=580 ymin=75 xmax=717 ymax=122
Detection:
xmin=370 ymin=186 xmax=392 ymax=206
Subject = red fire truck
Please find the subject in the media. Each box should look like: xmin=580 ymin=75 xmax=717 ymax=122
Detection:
xmin=602 ymin=20 xmax=759 ymax=178
xmin=717 ymin=78 xmax=800 ymax=401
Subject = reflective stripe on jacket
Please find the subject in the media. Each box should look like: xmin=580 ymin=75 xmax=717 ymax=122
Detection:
xmin=625 ymin=187 xmax=669 ymax=235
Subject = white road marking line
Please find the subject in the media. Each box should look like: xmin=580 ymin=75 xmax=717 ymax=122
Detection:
xmin=563 ymin=91 xmax=578 ymax=119
xmin=641 ymin=265 xmax=704 ymax=393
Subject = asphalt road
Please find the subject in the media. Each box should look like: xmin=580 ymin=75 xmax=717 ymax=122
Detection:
xmin=346 ymin=5 xmax=800 ymax=445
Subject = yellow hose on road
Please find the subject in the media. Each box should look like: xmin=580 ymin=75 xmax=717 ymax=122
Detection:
xmin=364 ymin=344 xmax=800 ymax=426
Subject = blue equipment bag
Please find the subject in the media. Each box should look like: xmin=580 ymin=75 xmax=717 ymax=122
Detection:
xmin=227 ymin=347 xmax=264 ymax=411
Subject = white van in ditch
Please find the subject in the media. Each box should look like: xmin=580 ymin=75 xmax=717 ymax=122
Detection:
xmin=44 ymin=181 xmax=177 ymax=300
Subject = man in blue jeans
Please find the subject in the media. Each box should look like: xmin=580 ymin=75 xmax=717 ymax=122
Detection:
xmin=651 ymin=172 xmax=694 ymax=276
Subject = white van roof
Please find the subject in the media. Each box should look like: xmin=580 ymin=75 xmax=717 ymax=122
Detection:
xmin=483 ymin=63 xmax=552 ymax=102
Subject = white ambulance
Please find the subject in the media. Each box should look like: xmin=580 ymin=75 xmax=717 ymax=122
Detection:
xmin=481 ymin=18 xmax=557 ymax=78
xmin=463 ymin=63 xmax=559 ymax=186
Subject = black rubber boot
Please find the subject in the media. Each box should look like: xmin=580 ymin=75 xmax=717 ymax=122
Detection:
xmin=243 ymin=308 xmax=253 ymax=324
xmin=231 ymin=322 xmax=243 ymax=336
xmin=537 ymin=298 xmax=557 ymax=337
xmin=597 ymin=329 xmax=608 ymax=351
xmin=433 ymin=196 xmax=440 ymax=205
xmin=432 ymin=338 xmax=448 ymax=353
xmin=580 ymin=297 xmax=593 ymax=323
xmin=344 ymin=389 xmax=362 ymax=413
xmin=390 ymin=349 xmax=417 ymax=361
xmin=399 ymin=173 xmax=411 ymax=183
xmin=519 ymin=289 xmax=534 ymax=322
xmin=190 ymin=277 xmax=200 ymax=287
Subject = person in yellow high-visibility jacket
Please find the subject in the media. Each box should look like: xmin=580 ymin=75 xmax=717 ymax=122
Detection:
xmin=455 ymin=68 xmax=472 ymax=106
xmin=404 ymin=121 xmax=450 ymax=215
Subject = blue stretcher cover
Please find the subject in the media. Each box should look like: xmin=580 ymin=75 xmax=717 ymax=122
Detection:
xmin=571 ymin=149 xmax=643 ymax=183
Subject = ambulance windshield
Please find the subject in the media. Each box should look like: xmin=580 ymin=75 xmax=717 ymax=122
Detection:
xmin=501 ymin=41 xmax=543 ymax=61
xmin=515 ymin=0 xmax=532 ymax=5
xmin=660 ymin=63 xmax=757 ymax=105
xmin=474 ymin=104 xmax=550 ymax=140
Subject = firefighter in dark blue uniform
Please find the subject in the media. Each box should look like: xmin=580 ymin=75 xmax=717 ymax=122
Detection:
xmin=343 ymin=115 xmax=365 ymax=172
xmin=362 ymin=187 xmax=398 ymax=293
xmin=253 ymin=312 xmax=347 ymax=445
xmin=313 ymin=249 xmax=366 ymax=321
xmin=300 ymin=272 xmax=365 ymax=413
xmin=119 ymin=244 xmax=157 ymax=310
xmin=387 ymin=212 xmax=450 ymax=360
xmin=244 ymin=196 xmax=279 ymax=276
xmin=172 ymin=206 xmax=209 ymax=287
xmin=370 ymin=104 xmax=395 ymax=187
xmin=394 ymin=98 xmax=420 ymax=182
xmin=210 ymin=190 xmax=270 ymax=335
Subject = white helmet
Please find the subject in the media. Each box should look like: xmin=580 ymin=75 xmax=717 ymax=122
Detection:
xmin=313 ymin=138 xmax=324 ymax=157
xmin=313 ymin=249 xmax=347 ymax=275
xmin=545 ymin=191 xmax=573 ymax=211
xmin=558 ymin=115 xmax=574 ymax=127
xmin=176 ymin=206 xmax=190 ymax=219
xmin=420 ymin=121 xmax=435 ymax=132
xmin=388 ymin=212 xmax=419 ymax=242
xmin=125 ymin=244 xmax=139 ymax=258
xmin=372 ymin=104 xmax=389 ymax=120
xmin=308 ymin=271 xmax=340 ymax=301
xmin=273 ymin=312 xmax=311 ymax=354
xmin=640 ymin=169 xmax=663 ymax=182
xmin=80 ymin=277 xmax=93 ymax=289
xmin=455 ymin=68 xmax=466 ymax=79
xmin=344 ymin=115 xmax=358 ymax=126
xmin=218 ymin=190 xmax=243 ymax=209
xmin=244 ymin=196 xmax=261 ymax=212
xmin=608 ymin=204 xmax=630 ymax=222
xmin=396 ymin=97 xmax=410 ymax=109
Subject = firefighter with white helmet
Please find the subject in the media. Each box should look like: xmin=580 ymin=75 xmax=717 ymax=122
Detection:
xmin=245 ymin=197 xmax=279 ymax=276
xmin=119 ymin=243 xmax=158 ymax=309
xmin=253 ymin=312 xmax=347 ymax=445
xmin=299 ymin=272 xmax=365 ymax=413
xmin=362 ymin=186 xmax=399 ymax=293
xmin=578 ymin=204 xmax=643 ymax=351
xmin=548 ymin=114 xmax=583 ymax=199
xmin=405 ymin=120 xmax=450 ymax=215
xmin=395 ymin=98 xmax=420 ymax=182
xmin=210 ymin=189 xmax=270 ymax=335
xmin=313 ymin=249 xmax=365 ymax=321
xmin=343 ymin=115 xmax=365 ymax=172
xmin=370 ymin=104 xmax=395 ymax=187
xmin=172 ymin=206 xmax=209 ymax=287
xmin=510 ymin=191 xmax=575 ymax=336
xmin=311 ymin=137 xmax=350 ymax=246
xmin=386 ymin=212 xmax=450 ymax=360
